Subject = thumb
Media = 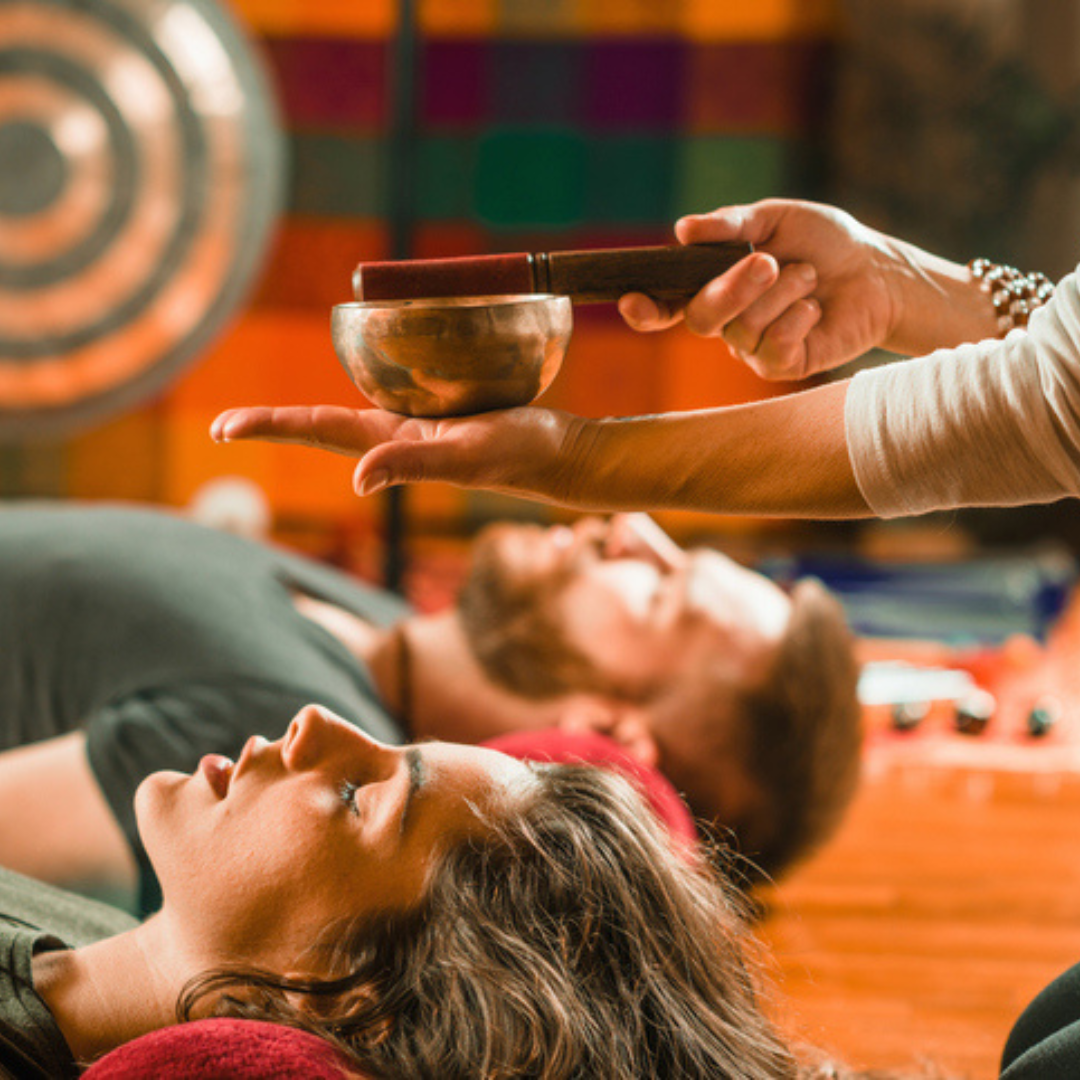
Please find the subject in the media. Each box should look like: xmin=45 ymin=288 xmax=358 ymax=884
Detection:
xmin=676 ymin=202 xmax=775 ymax=247
xmin=352 ymin=433 xmax=485 ymax=495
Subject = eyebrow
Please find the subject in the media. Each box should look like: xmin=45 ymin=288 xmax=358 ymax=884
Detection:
xmin=400 ymin=746 xmax=426 ymax=836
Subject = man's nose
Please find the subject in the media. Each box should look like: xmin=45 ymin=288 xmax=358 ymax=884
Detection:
xmin=605 ymin=514 xmax=684 ymax=570
xmin=282 ymin=704 xmax=393 ymax=774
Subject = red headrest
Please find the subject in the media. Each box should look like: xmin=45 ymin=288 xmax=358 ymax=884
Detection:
xmin=83 ymin=1018 xmax=362 ymax=1079
xmin=481 ymin=728 xmax=698 ymax=848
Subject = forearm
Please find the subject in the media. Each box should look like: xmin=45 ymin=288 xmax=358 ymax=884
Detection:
xmin=575 ymin=381 xmax=869 ymax=517
xmin=0 ymin=733 xmax=137 ymax=900
xmin=573 ymin=262 xmax=1080 ymax=520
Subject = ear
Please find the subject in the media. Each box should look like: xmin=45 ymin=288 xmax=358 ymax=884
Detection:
xmin=555 ymin=697 xmax=660 ymax=770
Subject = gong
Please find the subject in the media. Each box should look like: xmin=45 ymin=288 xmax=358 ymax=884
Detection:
xmin=0 ymin=0 xmax=283 ymax=437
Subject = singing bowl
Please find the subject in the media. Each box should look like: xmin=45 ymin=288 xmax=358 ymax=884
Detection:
xmin=331 ymin=295 xmax=573 ymax=418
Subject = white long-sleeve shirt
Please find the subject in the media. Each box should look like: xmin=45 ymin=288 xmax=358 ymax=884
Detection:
xmin=845 ymin=266 xmax=1080 ymax=517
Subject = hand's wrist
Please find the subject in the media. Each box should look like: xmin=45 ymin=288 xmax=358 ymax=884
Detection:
xmin=497 ymin=413 xmax=633 ymax=511
xmin=967 ymin=258 xmax=1056 ymax=335
xmin=557 ymin=417 xmax=666 ymax=511
xmin=548 ymin=414 xmax=705 ymax=512
xmin=538 ymin=414 xmax=610 ymax=508
xmin=878 ymin=235 xmax=1000 ymax=355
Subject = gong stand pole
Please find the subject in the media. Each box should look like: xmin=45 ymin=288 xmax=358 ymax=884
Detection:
xmin=382 ymin=0 xmax=420 ymax=595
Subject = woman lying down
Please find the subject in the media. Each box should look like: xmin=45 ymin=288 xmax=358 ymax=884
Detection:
xmin=2 ymin=703 xmax=872 ymax=1079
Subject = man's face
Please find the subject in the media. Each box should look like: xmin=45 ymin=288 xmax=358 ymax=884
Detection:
xmin=458 ymin=515 xmax=791 ymax=705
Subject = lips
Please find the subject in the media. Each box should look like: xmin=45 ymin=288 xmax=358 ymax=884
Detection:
xmin=200 ymin=754 xmax=235 ymax=799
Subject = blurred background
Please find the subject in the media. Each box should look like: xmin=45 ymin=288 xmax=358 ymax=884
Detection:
xmin=7 ymin=0 xmax=1080 ymax=570
xmin=0 ymin=1 xmax=884 ymax=562
xmin=7 ymin=0 xmax=1080 ymax=1073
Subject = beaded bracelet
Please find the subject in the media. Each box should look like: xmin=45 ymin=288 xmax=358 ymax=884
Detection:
xmin=968 ymin=257 xmax=1055 ymax=335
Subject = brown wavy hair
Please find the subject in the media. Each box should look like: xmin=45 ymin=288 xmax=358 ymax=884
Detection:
xmin=178 ymin=764 xmax=884 ymax=1079
xmin=725 ymin=578 xmax=864 ymax=880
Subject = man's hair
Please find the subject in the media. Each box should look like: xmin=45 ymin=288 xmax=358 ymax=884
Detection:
xmin=458 ymin=533 xmax=862 ymax=880
xmin=724 ymin=578 xmax=863 ymax=880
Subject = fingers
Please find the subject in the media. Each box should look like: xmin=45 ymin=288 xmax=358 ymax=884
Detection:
xmin=352 ymin=438 xmax=445 ymax=495
xmin=675 ymin=201 xmax=782 ymax=247
xmin=211 ymin=406 xmax=413 ymax=457
xmin=618 ymin=292 xmax=684 ymax=332
xmin=213 ymin=404 xmax=585 ymax=506
xmin=713 ymin=262 xmax=818 ymax=353
xmin=742 ymin=298 xmax=822 ymax=381
xmin=679 ymin=252 xmax=780 ymax=336
xmin=211 ymin=405 xmax=473 ymax=495
xmin=618 ymin=248 xmax=821 ymax=379
xmin=211 ymin=404 xmax=464 ymax=495
xmin=352 ymin=416 xmax=502 ymax=496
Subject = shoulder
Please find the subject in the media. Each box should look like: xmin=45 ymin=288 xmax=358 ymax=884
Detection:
xmin=0 ymin=867 xmax=136 ymax=945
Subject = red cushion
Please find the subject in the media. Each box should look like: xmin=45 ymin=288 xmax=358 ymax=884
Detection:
xmin=83 ymin=1018 xmax=363 ymax=1079
xmin=481 ymin=728 xmax=698 ymax=848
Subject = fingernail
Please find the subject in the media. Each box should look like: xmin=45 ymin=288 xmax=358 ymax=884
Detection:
xmin=750 ymin=258 xmax=775 ymax=284
xmin=797 ymin=264 xmax=817 ymax=286
xmin=357 ymin=470 xmax=389 ymax=496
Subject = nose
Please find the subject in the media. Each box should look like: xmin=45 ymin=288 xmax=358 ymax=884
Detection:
xmin=281 ymin=704 xmax=396 ymax=776
xmin=605 ymin=513 xmax=684 ymax=571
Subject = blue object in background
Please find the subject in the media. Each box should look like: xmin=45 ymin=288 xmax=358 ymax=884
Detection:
xmin=759 ymin=551 xmax=1078 ymax=645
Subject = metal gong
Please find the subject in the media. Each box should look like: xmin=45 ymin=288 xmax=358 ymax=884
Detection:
xmin=0 ymin=0 xmax=283 ymax=436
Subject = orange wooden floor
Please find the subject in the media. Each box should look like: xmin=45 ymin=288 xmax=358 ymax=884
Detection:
xmin=762 ymin=765 xmax=1080 ymax=1078
xmin=759 ymin=600 xmax=1080 ymax=1079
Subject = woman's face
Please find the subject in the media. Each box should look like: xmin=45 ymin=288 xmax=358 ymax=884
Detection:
xmin=135 ymin=706 xmax=534 ymax=971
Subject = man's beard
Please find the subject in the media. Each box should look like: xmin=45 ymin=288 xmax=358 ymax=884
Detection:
xmin=457 ymin=530 xmax=612 ymax=700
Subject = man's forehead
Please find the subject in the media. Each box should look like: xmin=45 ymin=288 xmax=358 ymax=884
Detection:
xmin=689 ymin=550 xmax=791 ymax=639
xmin=685 ymin=547 xmax=750 ymax=595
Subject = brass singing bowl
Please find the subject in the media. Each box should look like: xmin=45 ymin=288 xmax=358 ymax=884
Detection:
xmin=331 ymin=295 xmax=573 ymax=418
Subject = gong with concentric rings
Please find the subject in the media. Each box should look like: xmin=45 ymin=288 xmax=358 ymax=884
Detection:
xmin=0 ymin=0 xmax=283 ymax=436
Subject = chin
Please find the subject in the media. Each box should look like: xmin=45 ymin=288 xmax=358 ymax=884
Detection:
xmin=136 ymin=768 xmax=187 ymax=798
xmin=133 ymin=770 xmax=186 ymax=837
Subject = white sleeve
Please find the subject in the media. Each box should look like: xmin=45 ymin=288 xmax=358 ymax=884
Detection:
xmin=845 ymin=266 xmax=1080 ymax=518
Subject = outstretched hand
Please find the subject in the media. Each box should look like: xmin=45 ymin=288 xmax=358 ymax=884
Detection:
xmin=619 ymin=198 xmax=901 ymax=381
xmin=211 ymin=405 xmax=606 ymax=508
xmin=213 ymin=377 xmax=865 ymax=519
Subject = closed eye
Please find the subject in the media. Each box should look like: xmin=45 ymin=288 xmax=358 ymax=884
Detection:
xmin=339 ymin=779 xmax=361 ymax=817
xmin=338 ymin=747 xmax=424 ymax=829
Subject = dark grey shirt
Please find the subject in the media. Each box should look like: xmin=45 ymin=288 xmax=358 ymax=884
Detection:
xmin=0 ymin=866 xmax=136 ymax=1079
xmin=0 ymin=504 xmax=410 ymax=911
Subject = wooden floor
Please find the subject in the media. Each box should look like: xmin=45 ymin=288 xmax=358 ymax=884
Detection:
xmin=762 ymin=766 xmax=1080 ymax=1077
xmin=759 ymin=605 xmax=1080 ymax=1079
